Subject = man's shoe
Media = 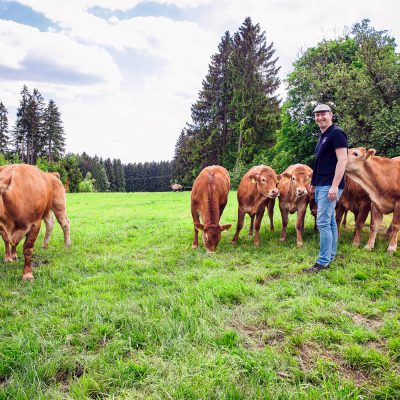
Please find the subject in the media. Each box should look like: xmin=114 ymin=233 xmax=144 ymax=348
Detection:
xmin=303 ymin=263 xmax=329 ymax=273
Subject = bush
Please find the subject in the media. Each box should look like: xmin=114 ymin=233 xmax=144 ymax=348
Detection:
xmin=78 ymin=172 xmax=95 ymax=192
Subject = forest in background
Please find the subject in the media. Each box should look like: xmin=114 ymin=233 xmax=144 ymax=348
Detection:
xmin=0 ymin=18 xmax=399 ymax=192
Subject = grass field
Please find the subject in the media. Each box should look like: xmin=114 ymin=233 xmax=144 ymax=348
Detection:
xmin=0 ymin=191 xmax=399 ymax=399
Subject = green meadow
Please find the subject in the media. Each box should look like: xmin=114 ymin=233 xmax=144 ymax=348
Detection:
xmin=0 ymin=192 xmax=399 ymax=399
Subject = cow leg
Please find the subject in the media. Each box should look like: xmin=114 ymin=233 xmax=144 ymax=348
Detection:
xmin=268 ymin=198 xmax=275 ymax=232
xmin=387 ymin=202 xmax=400 ymax=254
xmin=191 ymin=208 xmax=200 ymax=249
xmin=342 ymin=210 xmax=348 ymax=227
xmin=253 ymin=205 xmax=266 ymax=246
xmin=365 ymin=203 xmax=383 ymax=251
xmin=279 ymin=203 xmax=289 ymax=242
xmin=295 ymin=204 xmax=307 ymax=246
xmin=42 ymin=211 xmax=55 ymax=248
xmin=3 ymin=237 xmax=13 ymax=262
xmin=22 ymin=222 xmax=41 ymax=281
xmin=248 ymin=214 xmax=255 ymax=236
xmin=335 ymin=202 xmax=346 ymax=239
xmin=11 ymin=245 xmax=18 ymax=260
xmin=231 ymin=207 xmax=246 ymax=245
xmin=352 ymin=204 xmax=370 ymax=248
xmin=51 ymin=193 xmax=71 ymax=246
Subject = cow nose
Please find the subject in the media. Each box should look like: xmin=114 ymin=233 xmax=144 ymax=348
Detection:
xmin=296 ymin=188 xmax=307 ymax=196
xmin=270 ymin=189 xmax=279 ymax=197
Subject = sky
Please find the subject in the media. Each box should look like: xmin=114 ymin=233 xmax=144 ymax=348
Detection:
xmin=0 ymin=0 xmax=399 ymax=163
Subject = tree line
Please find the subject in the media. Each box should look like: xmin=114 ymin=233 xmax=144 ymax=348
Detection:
xmin=0 ymin=87 xmax=173 ymax=192
xmin=172 ymin=18 xmax=400 ymax=188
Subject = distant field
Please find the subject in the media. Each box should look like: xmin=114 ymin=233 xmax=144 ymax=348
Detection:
xmin=0 ymin=191 xmax=399 ymax=399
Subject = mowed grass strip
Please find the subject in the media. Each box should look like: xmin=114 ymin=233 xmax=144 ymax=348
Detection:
xmin=0 ymin=191 xmax=399 ymax=399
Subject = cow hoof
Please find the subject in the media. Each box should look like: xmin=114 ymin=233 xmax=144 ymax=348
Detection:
xmin=279 ymin=237 xmax=286 ymax=242
xmin=387 ymin=247 xmax=396 ymax=254
xmin=22 ymin=273 xmax=34 ymax=281
xmin=270 ymin=227 xmax=275 ymax=232
xmin=42 ymin=243 xmax=48 ymax=249
xmin=364 ymin=245 xmax=373 ymax=251
xmin=231 ymin=241 xmax=237 ymax=245
xmin=297 ymin=241 xmax=304 ymax=247
xmin=191 ymin=244 xmax=198 ymax=249
xmin=253 ymin=241 xmax=260 ymax=247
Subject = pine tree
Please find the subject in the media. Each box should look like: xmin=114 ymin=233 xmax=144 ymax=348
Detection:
xmin=0 ymin=101 xmax=9 ymax=153
xmin=42 ymin=99 xmax=65 ymax=162
xmin=228 ymin=17 xmax=281 ymax=165
xmin=104 ymin=158 xmax=117 ymax=191
xmin=13 ymin=86 xmax=46 ymax=164
xmin=92 ymin=157 xmax=110 ymax=192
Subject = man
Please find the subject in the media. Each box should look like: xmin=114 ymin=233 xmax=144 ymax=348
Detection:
xmin=303 ymin=104 xmax=348 ymax=273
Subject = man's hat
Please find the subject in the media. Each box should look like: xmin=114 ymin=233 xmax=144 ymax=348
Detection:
xmin=313 ymin=104 xmax=332 ymax=113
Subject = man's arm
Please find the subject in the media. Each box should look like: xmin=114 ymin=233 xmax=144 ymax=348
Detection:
xmin=328 ymin=147 xmax=348 ymax=201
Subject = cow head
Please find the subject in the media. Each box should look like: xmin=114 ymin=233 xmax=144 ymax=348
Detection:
xmin=282 ymin=167 xmax=312 ymax=198
xmin=346 ymin=147 xmax=376 ymax=173
xmin=249 ymin=167 xmax=280 ymax=199
xmin=195 ymin=222 xmax=232 ymax=252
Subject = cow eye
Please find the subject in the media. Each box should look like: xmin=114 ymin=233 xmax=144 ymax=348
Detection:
xmin=204 ymin=234 xmax=209 ymax=241
xmin=352 ymin=151 xmax=359 ymax=156
xmin=261 ymin=178 xmax=266 ymax=182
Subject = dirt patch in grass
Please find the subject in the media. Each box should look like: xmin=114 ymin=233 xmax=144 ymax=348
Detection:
xmin=0 ymin=375 xmax=9 ymax=386
xmin=230 ymin=321 xmax=267 ymax=350
xmin=298 ymin=342 xmax=368 ymax=386
xmin=342 ymin=311 xmax=383 ymax=330
xmin=230 ymin=320 xmax=286 ymax=350
xmin=55 ymin=362 xmax=85 ymax=386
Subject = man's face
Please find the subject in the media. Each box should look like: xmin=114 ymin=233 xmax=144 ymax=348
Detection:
xmin=314 ymin=111 xmax=333 ymax=131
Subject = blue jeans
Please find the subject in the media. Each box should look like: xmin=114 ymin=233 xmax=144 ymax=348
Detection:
xmin=315 ymin=186 xmax=343 ymax=266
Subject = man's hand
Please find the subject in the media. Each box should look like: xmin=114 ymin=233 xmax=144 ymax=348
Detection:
xmin=328 ymin=185 xmax=338 ymax=201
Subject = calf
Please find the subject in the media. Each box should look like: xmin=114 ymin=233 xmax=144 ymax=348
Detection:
xmin=0 ymin=164 xmax=70 ymax=280
xmin=346 ymin=148 xmax=400 ymax=253
xmin=336 ymin=176 xmax=371 ymax=247
xmin=191 ymin=166 xmax=231 ymax=252
xmin=277 ymin=164 xmax=313 ymax=246
xmin=231 ymin=165 xmax=279 ymax=246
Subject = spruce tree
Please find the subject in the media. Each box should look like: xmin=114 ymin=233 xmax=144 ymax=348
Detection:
xmin=13 ymin=86 xmax=46 ymax=164
xmin=42 ymin=99 xmax=65 ymax=162
xmin=0 ymin=101 xmax=9 ymax=153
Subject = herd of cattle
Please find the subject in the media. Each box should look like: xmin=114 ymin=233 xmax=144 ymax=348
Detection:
xmin=191 ymin=147 xmax=400 ymax=256
xmin=0 ymin=147 xmax=398 ymax=281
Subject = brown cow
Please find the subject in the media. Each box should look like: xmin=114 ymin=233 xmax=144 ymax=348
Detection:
xmin=277 ymin=164 xmax=313 ymax=246
xmin=335 ymin=176 xmax=371 ymax=247
xmin=346 ymin=148 xmax=400 ymax=253
xmin=0 ymin=164 xmax=70 ymax=280
xmin=191 ymin=166 xmax=231 ymax=252
xmin=231 ymin=165 xmax=280 ymax=246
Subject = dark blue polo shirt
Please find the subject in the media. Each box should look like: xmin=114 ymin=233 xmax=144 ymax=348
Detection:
xmin=311 ymin=124 xmax=348 ymax=189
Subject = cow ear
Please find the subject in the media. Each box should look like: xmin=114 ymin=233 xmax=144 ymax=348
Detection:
xmin=276 ymin=174 xmax=282 ymax=181
xmin=194 ymin=223 xmax=204 ymax=231
xmin=249 ymin=175 xmax=257 ymax=184
xmin=365 ymin=148 xmax=376 ymax=160
xmin=282 ymin=172 xmax=291 ymax=180
xmin=220 ymin=224 xmax=232 ymax=231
